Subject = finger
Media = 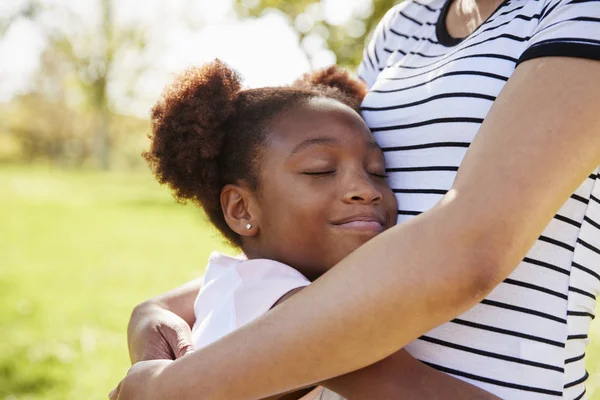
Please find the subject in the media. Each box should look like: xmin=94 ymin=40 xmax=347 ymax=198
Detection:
xmin=160 ymin=324 xmax=195 ymax=359
xmin=175 ymin=335 xmax=195 ymax=358
xmin=109 ymin=380 xmax=123 ymax=400
xmin=140 ymin=344 xmax=175 ymax=362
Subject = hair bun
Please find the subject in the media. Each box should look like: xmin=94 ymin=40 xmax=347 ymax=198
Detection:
xmin=145 ymin=59 xmax=243 ymax=204
xmin=293 ymin=65 xmax=368 ymax=109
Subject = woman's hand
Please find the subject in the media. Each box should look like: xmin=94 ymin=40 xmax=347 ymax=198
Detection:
xmin=128 ymin=303 xmax=195 ymax=363
xmin=109 ymin=359 xmax=172 ymax=400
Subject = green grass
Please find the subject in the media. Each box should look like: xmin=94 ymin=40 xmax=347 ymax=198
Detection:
xmin=0 ymin=166 xmax=599 ymax=399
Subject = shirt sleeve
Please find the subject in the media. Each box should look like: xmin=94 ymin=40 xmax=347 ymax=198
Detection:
xmin=357 ymin=5 xmax=405 ymax=88
xmin=232 ymin=259 xmax=310 ymax=328
xmin=517 ymin=0 xmax=600 ymax=65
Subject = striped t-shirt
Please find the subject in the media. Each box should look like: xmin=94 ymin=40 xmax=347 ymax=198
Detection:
xmin=357 ymin=0 xmax=600 ymax=398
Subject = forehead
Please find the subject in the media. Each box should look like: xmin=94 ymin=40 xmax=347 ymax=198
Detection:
xmin=268 ymin=98 xmax=373 ymax=149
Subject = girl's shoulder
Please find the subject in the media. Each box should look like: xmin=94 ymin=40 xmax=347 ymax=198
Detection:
xmin=202 ymin=251 xmax=309 ymax=287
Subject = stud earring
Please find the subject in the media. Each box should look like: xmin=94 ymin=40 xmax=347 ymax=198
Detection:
xmin=245 ymin=223 xmax=252 ymax=230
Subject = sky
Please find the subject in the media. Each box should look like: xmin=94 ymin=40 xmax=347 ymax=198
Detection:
xmin=0 ymin=0 xmax=370 ymax=117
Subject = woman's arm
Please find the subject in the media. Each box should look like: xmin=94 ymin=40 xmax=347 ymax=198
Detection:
xmin=276 ymin=289 xmax=501 ymax=400
xmin=143 ymin=56 xmax=600 ymax=400
xmin=127 ymin=279 xmax=201 ymax=363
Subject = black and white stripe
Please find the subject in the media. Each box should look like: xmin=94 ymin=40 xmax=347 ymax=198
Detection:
xmin=358 ymin=0 xmax=600 ymax=398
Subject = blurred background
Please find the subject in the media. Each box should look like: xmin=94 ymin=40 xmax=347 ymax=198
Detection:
xmin=0 ymin=0 xmax=598 ymax=398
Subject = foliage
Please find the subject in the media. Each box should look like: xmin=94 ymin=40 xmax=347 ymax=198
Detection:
xmin=234 ymin=0 xmax=401 ymax=68
xmin=1 ymin=0 xmax=156 ymax=169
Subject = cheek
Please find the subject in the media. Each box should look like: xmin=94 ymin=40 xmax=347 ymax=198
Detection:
xmin=259 ymin=180 xmax=332 ymax=233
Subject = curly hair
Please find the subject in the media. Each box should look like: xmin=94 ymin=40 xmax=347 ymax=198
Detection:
xmin=144 ymin=59 xmax=368 ymax=247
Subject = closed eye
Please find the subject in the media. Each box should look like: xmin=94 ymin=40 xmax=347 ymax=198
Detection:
xmin=303 ymin=171 xmax=336 ymax=176
xmin=369 ymin=172 xmax=388 ymax=179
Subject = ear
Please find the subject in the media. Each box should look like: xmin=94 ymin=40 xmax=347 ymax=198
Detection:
xmin=220 ymin=183 xmax=260 ymax=237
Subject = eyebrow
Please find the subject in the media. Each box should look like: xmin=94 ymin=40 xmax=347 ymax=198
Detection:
xmin=288 ymin=136 xmax=380 ymax=159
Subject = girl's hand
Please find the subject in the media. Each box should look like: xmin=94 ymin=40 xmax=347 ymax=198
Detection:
xmin=109 ymin=359 xmax=172 ymax=400
xmin=128 ymin=303 xmax=195 ymax=363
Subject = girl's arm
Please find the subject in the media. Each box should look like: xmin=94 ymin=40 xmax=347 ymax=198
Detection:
xmin=144 ymin=56 xmax=600 ymax=399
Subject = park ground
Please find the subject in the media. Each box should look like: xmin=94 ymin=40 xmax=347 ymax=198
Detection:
xmin=1 ymin=166 xmax=599 ymax=399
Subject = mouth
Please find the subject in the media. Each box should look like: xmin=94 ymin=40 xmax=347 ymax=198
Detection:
xmin=331 ymin=213 xmax=386 ymax=233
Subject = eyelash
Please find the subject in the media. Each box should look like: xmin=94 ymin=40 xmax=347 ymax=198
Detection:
xmin=303 ymin=171 xmax=336 ymax=176
xmin=370 ymin=173 xmax=388 ymax=179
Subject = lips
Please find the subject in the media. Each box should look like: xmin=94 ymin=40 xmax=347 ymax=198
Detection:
xmin=331 ymin=213 xmax=386 ymax=233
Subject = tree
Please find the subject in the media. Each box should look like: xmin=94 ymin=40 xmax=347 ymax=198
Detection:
xmin=2 ymin=0 xmax=152 ymax=169
xmin=233 ymin=0 xmax=401 ymax=69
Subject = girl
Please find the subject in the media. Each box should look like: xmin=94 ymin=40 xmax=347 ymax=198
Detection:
xmin=111 ymin=60 xmax=500 ymax=399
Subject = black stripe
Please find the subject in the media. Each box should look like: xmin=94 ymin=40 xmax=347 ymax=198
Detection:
xmin=394 ymin=33 xmax=529 ymax=71
xmin=571 ymin=261 xmax=600 ymax=282
xmin=564 ymin=371 xmax=589 ymax=389
xmin=374 ymin=53 xmax=516 ymax=83
xmin=361 ymin=92 xmax=495 ymax=112
xmin=397 ymin=210 xmax=422 ymax=216
xmin=391 ymin=12 xmax=540 ymax=60
xmin=392 ymin=188 xmax=448 ymax=195
xmin=412 ymin=0 xmax=439 ymax=12
xmin=592 ymin=194 xmax=600 ymax=205
xmin=577 ymin=238 xmax=600 ymax=255
xmin=583 ymin=215 xmax=600 ymax=231
xmin=568 ymin=286 xmax=596 ymax=300
xmin=418 ymin=335 xmax=564 ymax=372
xmin=519 ymin=42 xmax=600 ymax=65
xmin=522 ymin=257 xmax=569 ymax=275
xmin=470 ymin=13 xmax=542 ymax=44
xmin=385 ymin=166 xmax=459 ymax=172
xmin=571 ymin=193 xmax=589 ymax=204
xmin=451 ymin=318 xmax=565 ymax=347
xmin=573 ymin=388 xmax=586 ymax=400
xmin=480 ymin=299 xmax=567 ymax=323
xmin=554 ymin=214 xmax=582 ymax=228
xmin=399 ymin=11 xmax=423 ymax=26
xmin=387 ymin=28 xmax=439 ymax=45
xmin=373 ymin=44 xmax=381 ymax=66
xmin=565 ymin=353 xmax=585 ymax=364
xmin=389 ymin=27 xmax=409 ymax=39
xmin=381 ymin=141 xmax=470 ymax=152
xmin=371 ymin=117 xmax=483 ymax=132
xmin=538 ymin=235 xmax=575 ymax=252
xmin=567 ymin=310 xmax=595 ymax=320
xmin=568 ymin=0 xmax=600 ymax=4
xmin=503 ymin=278 xmax=568 ymax=300
xmin=495 ymin=3 xmax=526 ymax=18
xmin=540 ymin=0 xmax=561 ymax=21
xmin=375 ymin=70 xmax=508 ymax=94
xmin=567 ymin=334 xmax=588 ymax=340
xmin=421 ymin=361 xmax=562 ymax=396
xmin=365 ymin=48 xmax=376 ymax=70
xmin=589 ymin=173 xmax=599 ymax=180
xmin=383 ymin=46 xmax=406 ymax=55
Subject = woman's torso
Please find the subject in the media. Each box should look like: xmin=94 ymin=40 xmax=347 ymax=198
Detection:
xmin=359 ymin=0 xmax=600 ymax=398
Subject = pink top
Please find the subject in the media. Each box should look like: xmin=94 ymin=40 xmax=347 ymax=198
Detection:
xmin=191 ymin=252 xmax=344 ymax=400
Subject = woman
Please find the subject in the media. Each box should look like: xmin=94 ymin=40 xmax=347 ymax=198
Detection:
xmin=113 ymin=0 xmax=600 ymax=398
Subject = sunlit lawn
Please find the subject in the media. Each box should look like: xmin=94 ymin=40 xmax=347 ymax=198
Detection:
xmin=1 ymin=166 xmax=599 ymax=399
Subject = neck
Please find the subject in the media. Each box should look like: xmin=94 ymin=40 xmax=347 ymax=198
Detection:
xmin=446 ymin=0 xmax=505 ymax=38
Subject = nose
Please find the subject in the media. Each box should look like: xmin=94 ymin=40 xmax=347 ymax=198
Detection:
xmin=342 ymin=172 xmax=383 ymax=205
